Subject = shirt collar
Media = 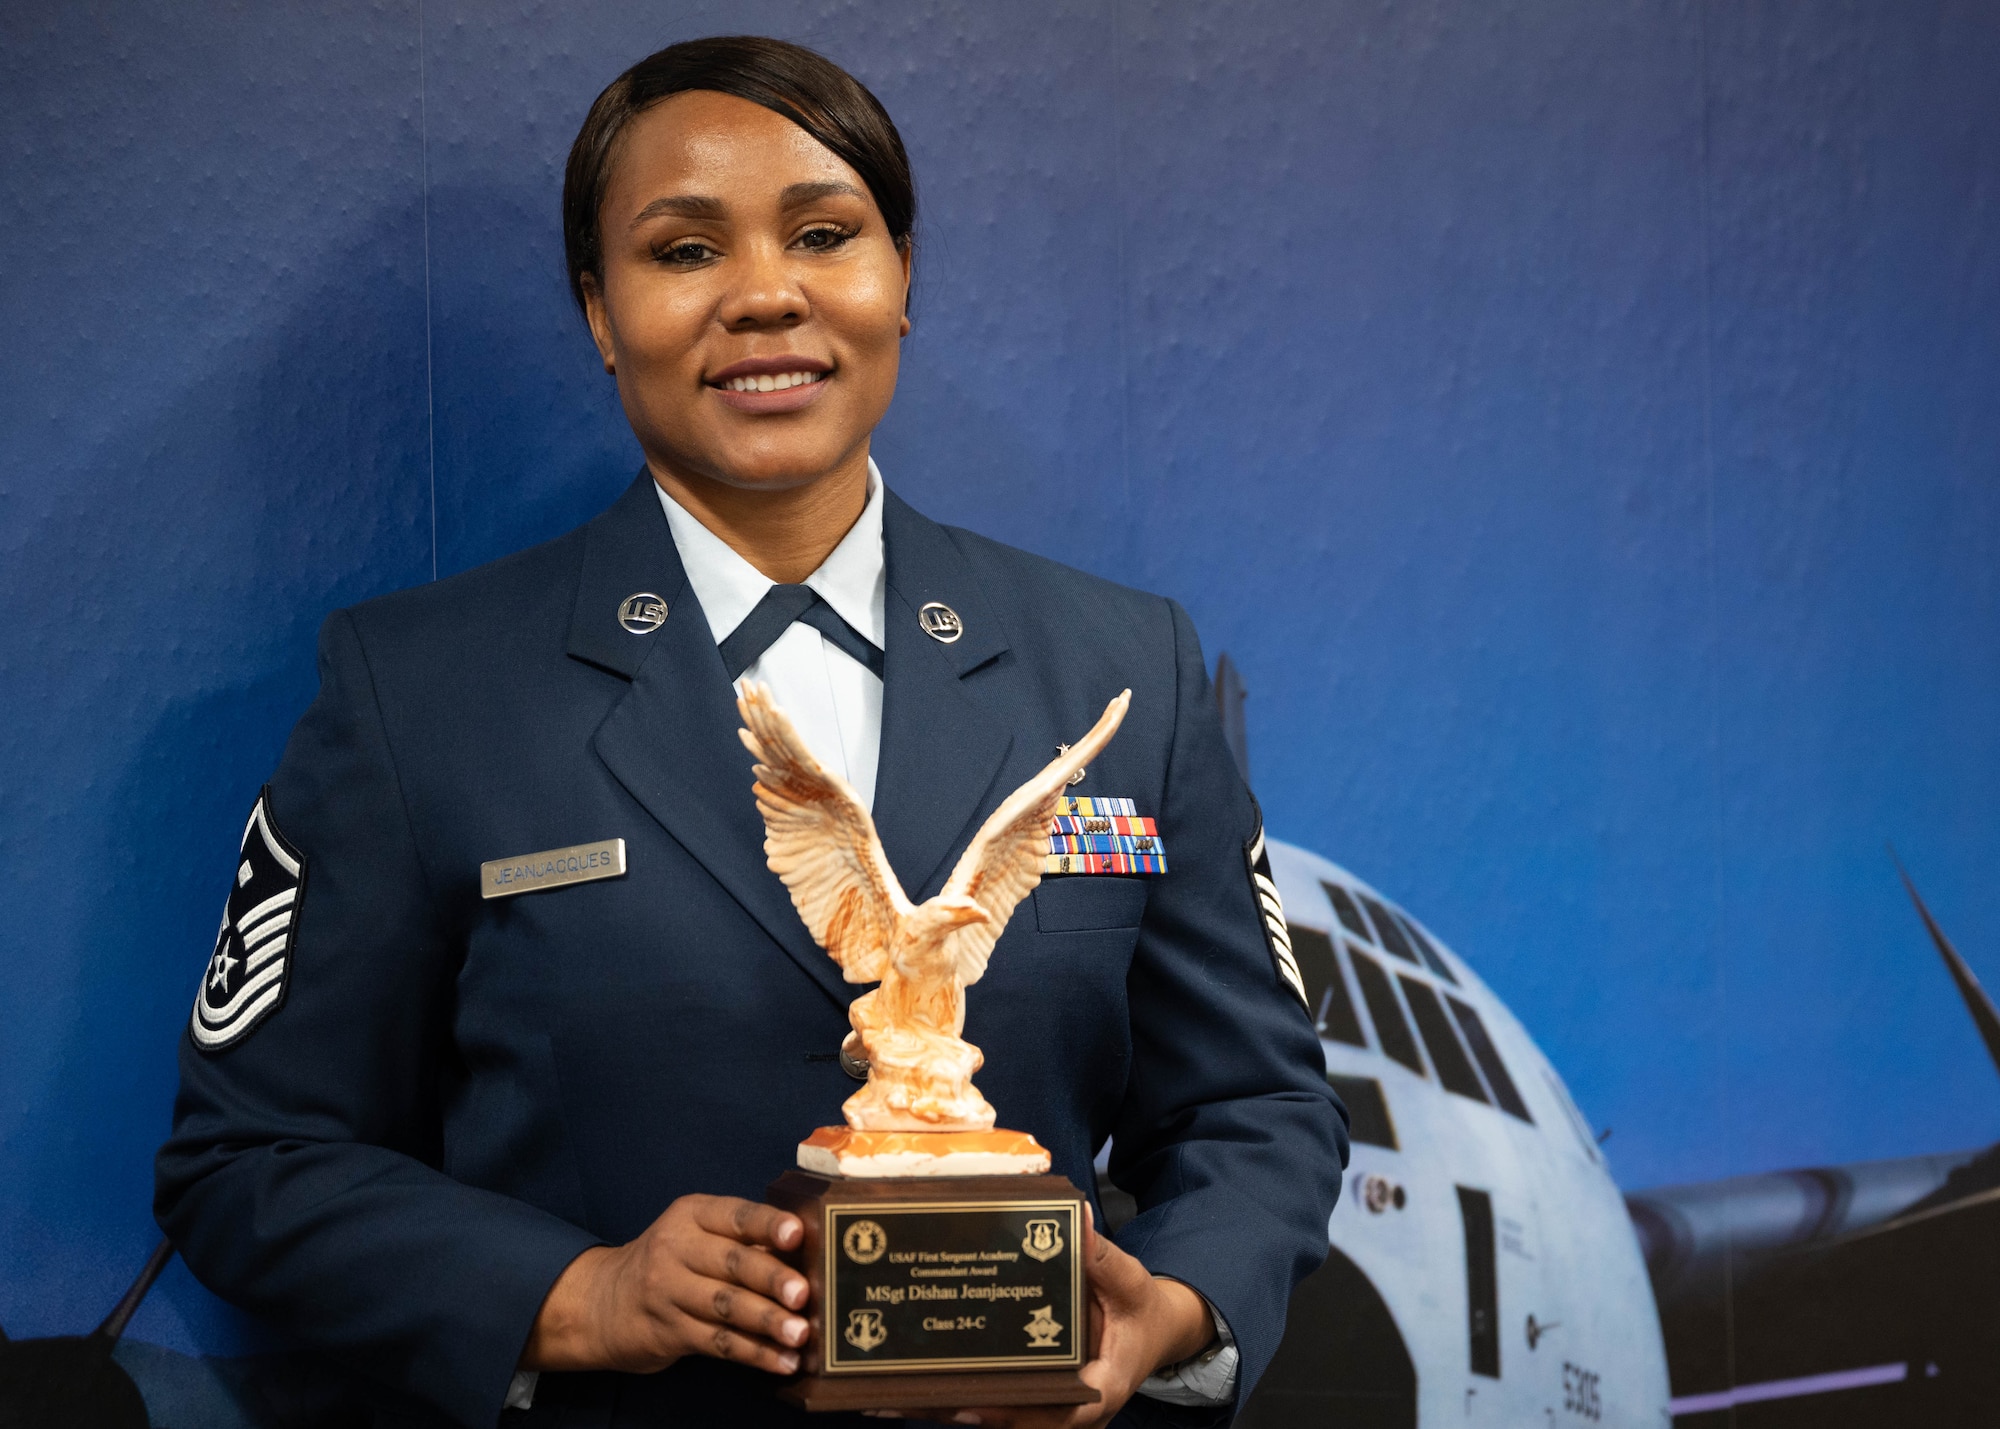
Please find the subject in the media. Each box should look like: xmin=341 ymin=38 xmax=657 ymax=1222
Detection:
xmin=654 ymin=459 xmax=887 ymax=649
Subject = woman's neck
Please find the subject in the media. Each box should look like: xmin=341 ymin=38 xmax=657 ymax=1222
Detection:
xmin=650 ymin=450 xmax=871 ymax=586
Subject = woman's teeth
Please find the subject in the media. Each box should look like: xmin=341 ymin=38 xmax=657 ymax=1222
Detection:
xmin=723 ymin=371 xmax=825 ymax=393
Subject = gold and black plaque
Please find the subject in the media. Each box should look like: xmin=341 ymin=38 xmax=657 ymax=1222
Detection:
xmin=768 ymin=1171 xmax=1098 ymax=1412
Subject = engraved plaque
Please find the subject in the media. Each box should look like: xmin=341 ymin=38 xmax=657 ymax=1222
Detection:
xmin=823 ymin=1201 xmax=1083 ymax=1373
xmin=768 ymin=1171 xmax=1097 ymax=1411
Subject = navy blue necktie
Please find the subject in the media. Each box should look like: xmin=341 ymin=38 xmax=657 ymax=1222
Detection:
xmin=718 ymin=584 xmax=885 ymax=680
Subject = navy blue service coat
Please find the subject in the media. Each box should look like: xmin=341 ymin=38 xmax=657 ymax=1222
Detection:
xmin=156 ymin=473 xmax=1348 ymax=1428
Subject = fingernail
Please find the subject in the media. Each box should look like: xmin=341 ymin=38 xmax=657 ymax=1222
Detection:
xmin=785 ymin=1317 xmax=808 ymax=1345
xmin=787 ymin=1278 xmax=807 ymax=1304
xmin=779 ymin=1351 xmax=799 ymax=1374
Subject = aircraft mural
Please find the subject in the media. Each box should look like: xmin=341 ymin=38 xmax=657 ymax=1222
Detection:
xmin=1628 ymin=867 xmax=2000 ymax=1425
xmin=1218 ymin=837 xmax=1674 ymax=1429
xmin=1174 ymin=658 xmax=2000 ymax=1428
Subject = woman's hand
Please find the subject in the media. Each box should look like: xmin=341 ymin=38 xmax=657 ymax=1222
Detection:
xmin=870 ymin=1212 xmax=1216 ymax=1428
xmin=522 ymin=1195 xmax=811 ymax=1376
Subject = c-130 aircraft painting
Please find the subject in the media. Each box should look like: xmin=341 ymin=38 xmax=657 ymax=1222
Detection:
xmin=1103 ymin=658 xmax=1999 ymax=1428
xmin=1626 ymin=862 xmax=2000 ymax=1426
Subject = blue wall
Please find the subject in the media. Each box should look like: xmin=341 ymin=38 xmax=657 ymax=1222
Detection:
xmin=3 ymin=0 xmax=1996 ymax=1367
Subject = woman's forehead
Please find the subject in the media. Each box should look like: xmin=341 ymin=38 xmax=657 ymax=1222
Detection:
xmin=608 ymin=91 xmax=864 ymax=209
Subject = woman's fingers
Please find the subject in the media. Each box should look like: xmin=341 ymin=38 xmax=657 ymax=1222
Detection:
xmin=602 ymin=1195 xmax=814 ymax=1374
xmin=1082 ymin=1228 xmax=1152 ymax=1311
xmin=682 ymin=1225 xmax=810 ymax=1311
xmin=659 ymin=1270 xmax=803 ymax=1371
xmin=688 ymin=1193 xmax=803 ymax=1252
xmin=671 ymin=1266 xmax=810 ymax=1350
xmin=690 ymin=1312 xmax=802 ymax=1375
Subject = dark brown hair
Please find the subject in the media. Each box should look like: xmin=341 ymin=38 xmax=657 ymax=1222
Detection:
xmin=562 ymin=35 xmax=916 ymax=313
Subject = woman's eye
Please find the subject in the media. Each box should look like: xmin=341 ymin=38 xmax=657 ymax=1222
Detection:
xmin=797 ymin=225 xmax=857 ymax=253
xmin=654 ymin=240 xmax=716 ymax=266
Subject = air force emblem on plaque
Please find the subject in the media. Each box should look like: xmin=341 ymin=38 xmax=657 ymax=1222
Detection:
xmin=190 ymin=787 xmax=306 ymax=1052
xmin=845 ymin=1309 xmax=888 ymax=1352
xmin=1022 ymin=1219 xmax=1065 ymax=1262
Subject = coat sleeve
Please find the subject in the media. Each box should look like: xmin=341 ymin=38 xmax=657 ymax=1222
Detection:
xmin=1108 ymin=599 xmax=1350 ymax=1423
xmin=154 ymin=611 xmax=600 ymax=1428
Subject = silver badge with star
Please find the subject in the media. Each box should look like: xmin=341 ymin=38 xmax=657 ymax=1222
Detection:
xmin=190 ymin=787 xmax=305 ymax=1052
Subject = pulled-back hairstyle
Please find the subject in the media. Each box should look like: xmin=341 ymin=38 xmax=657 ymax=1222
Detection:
xmin=563 ymin=36 xmax=916 ymax=313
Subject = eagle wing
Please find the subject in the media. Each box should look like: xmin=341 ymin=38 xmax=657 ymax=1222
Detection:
xmin=738 ymin=683 xmax=911 ymax=984
xmin=938 ymin=690 xmax=1132 ymax=985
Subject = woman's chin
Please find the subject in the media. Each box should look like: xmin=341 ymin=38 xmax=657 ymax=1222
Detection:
xmin=667 ymin=446 xmax=868 ymax=497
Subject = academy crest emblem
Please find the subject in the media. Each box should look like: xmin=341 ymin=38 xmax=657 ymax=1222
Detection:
xmin=1021 ymin=1218 xmax=1065 ymax=1262
xmin=844 ymin=1308 xmax=888 ymax=1352
xmin=1023 ymin=1305 xmax=1063 ymax=1349
xmin=190 ymin=788 xmax=305 ymax=1052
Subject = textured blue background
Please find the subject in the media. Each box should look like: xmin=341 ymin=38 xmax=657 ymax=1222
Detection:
xmin=2 ymin=0 xmax=1996 ymax=1365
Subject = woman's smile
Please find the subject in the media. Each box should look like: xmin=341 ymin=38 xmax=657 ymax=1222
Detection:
xmin=707 ymin=354 xmax=833 ymax=412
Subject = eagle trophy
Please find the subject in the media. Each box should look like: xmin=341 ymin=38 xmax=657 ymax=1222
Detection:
xmin=738 ymin=683 xmax=1130 ymax=1176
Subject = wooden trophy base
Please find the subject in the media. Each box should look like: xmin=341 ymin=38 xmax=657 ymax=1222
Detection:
xmin=768 ymin=1166 xmax=1099 ymax=1412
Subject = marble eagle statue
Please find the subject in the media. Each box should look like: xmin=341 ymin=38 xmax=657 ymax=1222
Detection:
xmin=738 ymin=684 xmax=1131 ymax=1132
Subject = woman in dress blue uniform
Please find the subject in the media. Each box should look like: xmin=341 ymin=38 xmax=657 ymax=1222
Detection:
xmin=156 ymin=36 xmax=1346 ymax=1429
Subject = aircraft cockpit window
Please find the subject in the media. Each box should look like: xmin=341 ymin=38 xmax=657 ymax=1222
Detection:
xmin=1321 ymin=881 xmax=1373 ymax=943
xmin=1399 ymin=975 xmax=1490 ymax=1103
xmin=1361 ymin=893 xmax=1422 ymax=966
xmin=1348 ymin=947 xmax=1426 ymax=1077
xmin=1457 ymin=1187 xmax=1502 ymax=1378
xmin=1289 ymin=924 xmax=1367 ymax=1047
xmin=1447 ymin=996 xmax=1534 ymax=1123
xmin=1325 ymin=1073 xmax=1398 ymax=1149
xmin=1396 ymin=911 xmax=1460 ymax=986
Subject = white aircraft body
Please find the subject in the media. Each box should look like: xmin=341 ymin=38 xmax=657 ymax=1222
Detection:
xmin=1234 ymin=837 xmax=1672 ymax=1428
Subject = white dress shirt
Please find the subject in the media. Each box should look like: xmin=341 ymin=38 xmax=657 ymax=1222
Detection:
xmin=656 ymin=462 xmax=887 ymax=810
xmin=506 ymin=463 xmax=1235 ymax=1413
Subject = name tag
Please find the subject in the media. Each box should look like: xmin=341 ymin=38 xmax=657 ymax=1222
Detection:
xmin=481 ymin=839 xmax=627 ymax=900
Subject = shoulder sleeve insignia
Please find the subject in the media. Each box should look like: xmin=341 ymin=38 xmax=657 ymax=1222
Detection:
xmin=1243 ymin=805 xmax=1309 ymax=1013
xmin=190 ymin=786 xmax=305 ymax=1053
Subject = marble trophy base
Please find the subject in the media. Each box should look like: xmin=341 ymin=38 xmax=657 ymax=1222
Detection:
xmin=796 ymin=1126 xmax=1052 ymax=1178
xmin=767 ymin=1166 xmax=1098 ymax=1413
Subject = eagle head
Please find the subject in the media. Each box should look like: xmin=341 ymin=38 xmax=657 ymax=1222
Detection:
xmin=914 ymin=895 xmax=991 ymax=935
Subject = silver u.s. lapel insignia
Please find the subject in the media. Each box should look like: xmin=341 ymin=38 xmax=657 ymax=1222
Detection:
xmin=917 ymin=601 xmax=962 ymax=643
xmin=618 ymin=593 xmax=667 ymax=634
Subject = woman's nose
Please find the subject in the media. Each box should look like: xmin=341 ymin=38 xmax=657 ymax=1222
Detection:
xmin=719 ymin=244 xmax=806 ymax=329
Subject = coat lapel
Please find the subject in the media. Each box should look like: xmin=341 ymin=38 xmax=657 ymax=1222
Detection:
xmin=572 ymin=473 xmax=851 ymax=1008
xmin=871 ymin=492 xmax=1016 ymax=899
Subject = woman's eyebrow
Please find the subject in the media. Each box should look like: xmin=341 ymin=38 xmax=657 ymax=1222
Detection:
xmin=630 ymin=194 xmax=726 ymax=225
xmin=779 ymin=180 xmax=863 ymax=209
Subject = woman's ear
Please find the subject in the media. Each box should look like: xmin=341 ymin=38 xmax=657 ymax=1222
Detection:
xmin=579 ymin=273 xmax=618 ymax=375
xmin=899 ymin=245 xmax=914 ymax=336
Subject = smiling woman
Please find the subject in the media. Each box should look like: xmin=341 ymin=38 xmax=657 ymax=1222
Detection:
xmin=566 ymin=40 xmax=917 ymax=584
xmin=153 ymin=34 xmax=1347 ymax=1429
